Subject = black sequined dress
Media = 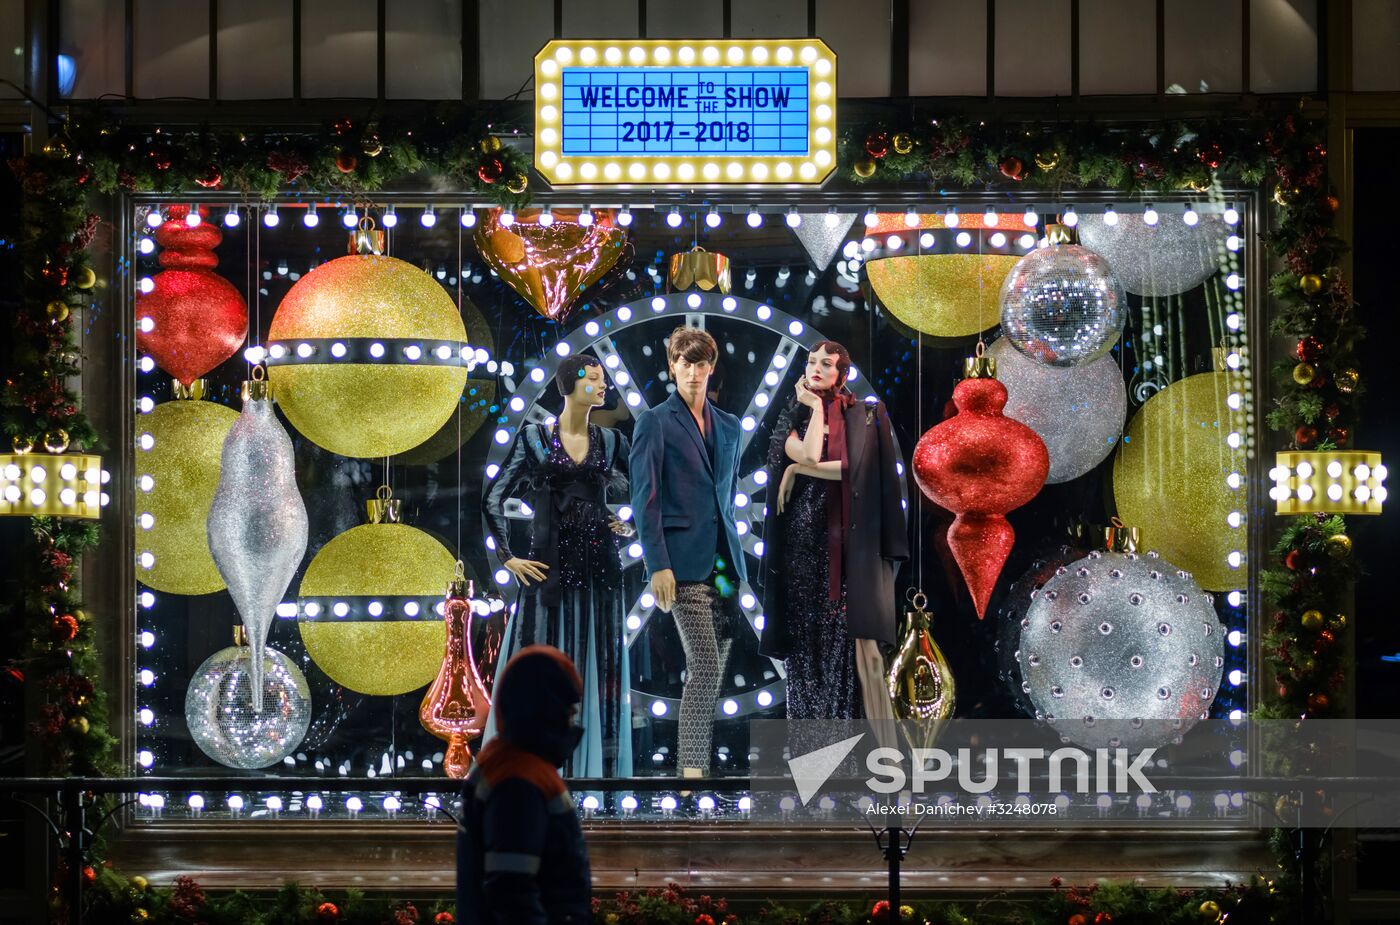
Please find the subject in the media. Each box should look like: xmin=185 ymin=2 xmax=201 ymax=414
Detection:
xmin=482 ymin=422 xmax=634 ymax=777
xmin=767 ymin=408 xmax=862 ymax=721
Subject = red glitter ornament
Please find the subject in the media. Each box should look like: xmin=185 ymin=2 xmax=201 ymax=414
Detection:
xmin=1296 ymin=336 xmax=1324 ymax=363
xmin=1307 ymin=692 xmax=1330 ymax=712
xmin=434 ymin=914 xmax=455 ymax=925
xmin=478 ymin=157 xmax=505 ymax=184
xmin=912 ymin=356 xmax=1049 ymax=618
xmin=1295 ymin=424 xmax=1318 ymax=448
xmin=51 ymin=614 xmax=79 ymax=641
xmin=195 ymin=164 xmax=223 ymax=189
xmin=335 ymin=151 xmax=358 ymax=174
xmin=1328 ymin=426 xmax=1350 ymax=448
xmin=998 ymin=155 xmax=1025 ymax=180
xmin=864 ymin=133 xmax=891 ymax=159
xmin=1285 ymin=549 xmax=1303 ymax=571
xmin=135 ymin=205 xmax=248 ymax=387
xmin=316 ymin=902 xmax=340 ymax=922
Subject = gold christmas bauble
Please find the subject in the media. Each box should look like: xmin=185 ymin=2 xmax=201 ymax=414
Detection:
xmin=505 ymin=173 xmax=529 ymax=194
xmin=298 ymin=523 xmax=456 ymax=695
xmin=867 ymin=254 xmax=1021 ymax=338
xmin=1326 ymin=533 xmax=1353 ymax=559
xmin=1034 ymin=149 xmax=1061 ymax=171
xmin=135 ymin=398 xmax=239 ymax=594
xmin=1292 ymin=362 xmax=1316 ymax=386
xmin=12 ymin=435 xmax=33 ymax=454
xmin=1332 ymin=613 xmax=1348 ymax=630
xmin=853 ymin=158 xmax=877 ymax=179
xmin=1300 ymin=609 xmax=1324 ymax=630
xmin=892 ymin=132 xmax=914 ymax=155
xmin=1299 ymin=273 xmax=1324 ymax=296
xmin=43 ymin=429 xmax=70 ymax=453
xmin=267 ymin=255 xmax=468 ymax=458
xmin=75 ymin=266 xmax=97 ymax=290
xmin=42 ymin=138 xmax=70 ymax=159
xmin=130 ymin=876 xmax=149 ymax=891
xmin=67 ymin=716 xmax=89 ymax=734
xmin=1113 ymin=370 xmax=1247 ymax=591
xmin=1335 ymin=368 xmax=1360 ymax=393
xmin=1198 ymin=900 xmax=1221 ymax=920
xmin=46 ymin=301 xmax=69 ymax=323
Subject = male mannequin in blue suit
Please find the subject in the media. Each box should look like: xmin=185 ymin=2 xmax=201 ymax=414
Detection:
xmin=629 ymin=325 xmax=747 ymax=778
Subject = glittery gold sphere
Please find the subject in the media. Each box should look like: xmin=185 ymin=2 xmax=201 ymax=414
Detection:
xmin=1292 ymin=362 xmax=1316 ymax=386
xmin=1113 ymin=371 xmax=1246 ymax=592
xmin=1300 ymin=273 xmax=1324 ymax=296
xmin=1300 ymin=609 xmax=1324 ymax=630
xmin=46 ymin=301 xmax=69 ymax=323
xmin=867 ymin=254 xmax=1021 ymax=338
xmin=268 ymin=255 xmax=468 ymax=458
xmin=853 ymin=158 xmax=877 ymax=179
xmin=136 ymin=398 xmax=240 ymax=595
xmin=298 ymin=523 xmax=455 ymax=695
xmin=75 ymin=266 xmax=97 ymax=290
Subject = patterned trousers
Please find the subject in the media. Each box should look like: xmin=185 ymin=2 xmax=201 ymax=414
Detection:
xmin=672 ymin=582 xmax=733 ymax=774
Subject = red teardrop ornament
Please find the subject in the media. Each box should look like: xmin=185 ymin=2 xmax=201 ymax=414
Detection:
xmin=135 ymin=205 xmax=248 ymax=386
xmin=912 ymin=376 xmax=1049 ymax=618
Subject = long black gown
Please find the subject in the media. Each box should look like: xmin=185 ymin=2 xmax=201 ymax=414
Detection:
xmin=482 ymin=421 xmax=634 ymax=777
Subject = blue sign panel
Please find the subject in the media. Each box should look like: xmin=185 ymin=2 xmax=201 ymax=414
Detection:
xmin=561 ymin=67 xmax=810 ymax=157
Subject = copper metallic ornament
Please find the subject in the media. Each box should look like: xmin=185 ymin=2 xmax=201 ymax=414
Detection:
xmin=667 ymin=246 xmax=731 ymax=293
xmin=912 ymin=354 xmax=1050 ymax=618
xmin=135 ymin=205 xmax=249 ymax=387
xmin=136 ymin=392 xmax=240 ymax=595
xmin=866 ymin=254 xmax=1021 ymax=338
xmin=1112 ymin=370 xmax=1247 ymax=592
xmin=419 ymin=565 xmax=492 ymax=778
xmin=887 ymin=593 xmax=956 ymax=751
xmin=474 ymin=207 xmax=627 ymax=322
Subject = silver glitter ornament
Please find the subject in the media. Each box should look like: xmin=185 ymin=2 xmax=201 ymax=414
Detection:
xmin=1017 ymin=549 xmax=1224 ymax=750
xmin=993 ymin=544 xmax=1084 ymax=717
xmin=792 ymin=213 xmax=858 ymax=272
xmin=185 ymin=642 xmax=312 ymax=769
xmin=1078 ymin=214 xmax=1228 ymax=297
xmin=207 ymin=377 xmax=308 ymax=712
xmin=987 ymin=338 xmax=1127 ymax=483
xmin=999 ymin=234 xmax=1125 ymax=367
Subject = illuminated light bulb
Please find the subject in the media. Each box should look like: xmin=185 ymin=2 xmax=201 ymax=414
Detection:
xmin=1328 ymin=484 xmax=1344 ymax=502
xmin=944 ymin=208 xmax=959 ymax=228
xmin=382 ymin=205 xmax=398 ymax=228
xmin=955 ymin=231 xmax=971 ymax=248
xmin=243 ymin=345 xmax=266 ymax=364
xmin=785 ymin=207 xmax=801 ymax=228
xmin=575 ymin=207 xmax=593 ymax=227
xmin=223 ymin=207 xmax=240 ymax=228
xmin=1183 ymin=206 xmax=1199 ymax=226
xmin=139 ymin=668 xmax=155 ymax=685
xmin=824 ymin=207 xmax=841 ymax=228
xmin=539 ymin=207 xmax=555 ymax=227
xmin=756 ymin=689 xmax=774 ymax=707
xmin=346 ymin=797 xmax=363 ymax=813
xmin=1226 ymin=511 xmax=1242 ymax=528
xmin=263 ymin=205 xmax=279 ymax=227
xmin=1226 ymin=472 xmax=1242 ymax=489
xmin=1019 ymin=233 xmax=1037 ymax=249
xmin=420 ymin=205 xmax=437 ymax=227
xmin=303 ymin=203 xmax=319 ymax=227
xmin=903 ymin=210 xmax=919 ymax=228
xmin=1355 ymin=464 xmax=1372 ymax=480
xmin=1226 ymin=312 xmax=1242 ymax=330
xmin=138 ymin=236 xmax=155 ymax=254
xmin=139 ymin=277 xmax=155 ymax=294
xmin=267 ymin=796 xmax=284 ymax=812
xmin=139 ymin=707 xmax=154 ymax=725
xmin=1103 ymin=206 xmax=1118 ymax=226
xmin=982 ymin=209 xmax=997 ymax=227
xmin=686 ymin=293 xmax=702 ymax=309
xmin=1062 ymin=207 xmax=1078 ymax=227
xmin=1376 ymin=464 xmax=1389 ymax=481
xmin=1356 ymin=485 xmax=1372 ymax=502
xmin=746 ymin=207 xmax=763 ymax=228
xmin=342 ymin=206 xmax=358 ymax=228
xmin=1227 ymin=591 xmax=1243 ymax=608
xmin=919 ymin=232 xmax=935 ymax=248
xmin=651 ymin=700 xmax=668 ymax=717
xmin=666 ymin=206 xmax=682 ymax=228
xmin=1224 ymin=206 xmax=1240 ymax=225
xmin=60 ymin=488 xmax=76 ymax=506
xmin=618 ymin=207 xmax=633 ymax=227
xmin=146 ymin=209 xmax=164 ymax=228
xmin=184 ymin=206 xmax=202 ymax=228
xmin=139 ymin=511 xmax=153 ymax=528
xmin=1143 ymin=204 xmax=1159 ymax=226
xmin=1227 ymin=551 xmax=1243 ymax=568
xmin=886 ymin=234 xmax=902 ymax=250
xmin=1327 ymin=461 xmax=1343 ymax=478
xmin=306 ymin=795 xmax=323 ymax=812
xmin=1023 ymin=208 xmax=1039 ymax=226
xmin=138 ymin=551 xmax=154 ymax=569
xmin=705 ymin=207 xmax=721 ymax=228
xmin=296 ymin=342 xmax=314 ymax=359
xmin=1296 ymin=461 xmax=1314 ymax=478
xmin=369 ymin=342 xmax=385 ymax=358
xmin=989 ymin=232 xmax=1006 ymax=247
xmin=1227 ymin=235 xmax=1241 ymax=251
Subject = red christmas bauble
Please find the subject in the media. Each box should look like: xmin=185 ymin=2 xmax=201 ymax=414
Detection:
xmin=148 ymin=146 xmax=173 ymax=171
xmin=999 ymin=156 xmax=1025 ymax=180
xmin=52 ymin=614 xmax=79 ymax=641
xmin=1295 ymin=424 xmax=1318 ymax=448
xmin=1307 ymin=692 xmax=1330 ymax=712
xmin=316 ymin=902 xmax=340 ymax=922
xmin=1296 ymin=336 xmax=1324 ymax=363
xmin=434 ymin=914 xmax=455 ymax=925
xmin=195 ymin=164 xmax=223 ymax=189
xmin=478 ymin=157 xmax=505 ymax=184
xmin=336 ymin=151 xmax=358 ymax=173
xmin=912 ymin=375 xmax=1048 ymax=618
xmin=1285 ymin=549 xmax=1302 ymax=570
xmin=332 ymin=118 xmax=354 ymax=136
xmin=1324 ymin=402 xmax=1342 ymax=422
xmin=864 ymin=133 xmax=890 ymax=159
xmin=1095 ymin=915 xmax=1114 ymax=925
xmin=135 ymin=205 xmax=248 ymax=387
xmin=1328 ymin=426 xmax=1350 ymax=448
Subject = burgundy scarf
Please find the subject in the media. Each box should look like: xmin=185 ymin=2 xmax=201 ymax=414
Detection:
xmin=821 ymin=389 xmax=856 ymax=602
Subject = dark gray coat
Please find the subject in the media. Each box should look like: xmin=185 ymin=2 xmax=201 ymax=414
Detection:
xmin=758 ymin=396 xmax=909 ymax=657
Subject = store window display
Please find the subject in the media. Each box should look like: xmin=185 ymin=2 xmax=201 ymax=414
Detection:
xmin=483 ymin=355 xmax=635 ymax=779
xmin=760 ymin=341 xmax=908 ymax=722
xmin=630 ymin=326 xmax=748 ymax=779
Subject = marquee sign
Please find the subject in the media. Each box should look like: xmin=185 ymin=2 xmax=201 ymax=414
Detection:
xmin=533 ymin=39 xmax=837 ymax=186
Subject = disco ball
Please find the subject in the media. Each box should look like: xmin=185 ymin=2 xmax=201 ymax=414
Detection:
xmin=999 ymin=242 xmax=1125 ymax=367
xmin=1017 ymin=549 xmax=1224 ymax=750
xmin=185 ymin=643 xmax=312 ymax=769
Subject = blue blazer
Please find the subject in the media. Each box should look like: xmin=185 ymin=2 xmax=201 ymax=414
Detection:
xmin=629 ymin=392 xmax=748 ymax=584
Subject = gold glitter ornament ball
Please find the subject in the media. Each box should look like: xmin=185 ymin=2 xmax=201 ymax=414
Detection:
xmin=867 ymin=254 xmax=1021 ymax=338
xmin=297 ymin=523 xmax=456 ymax=695
xmin=268 ymin=255 xmax=468 ymax=458
xmin=1113 ymin=371 xmax=1247 ymax=592
xmin=135 ymin=398 xmax=240 ymax=595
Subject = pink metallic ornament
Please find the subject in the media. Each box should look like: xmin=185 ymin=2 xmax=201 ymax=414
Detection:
xmin=419 ymin=565 xmax=492 ymax=778
xmin=136 ymin=205 xmax=248 ymax=386
xmin=473 ymin=208 xmax=628 ymax=321
xmin=912 ymin=357 xmax=1049 ymax=619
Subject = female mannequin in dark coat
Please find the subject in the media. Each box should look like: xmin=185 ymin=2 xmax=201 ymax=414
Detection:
xmin=758 ymin=341 xmax=909 ymax=721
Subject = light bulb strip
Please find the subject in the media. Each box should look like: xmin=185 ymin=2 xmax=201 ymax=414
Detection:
xmin=262 ymin=338 xmax=473 ymax=368
xmin=0 ymin=453 xmax=107 ymax=519
xmin=292 ymin=595 xmax=452 ymax=622
xmin=1272 ymin=450 xmax=1387 ymax=515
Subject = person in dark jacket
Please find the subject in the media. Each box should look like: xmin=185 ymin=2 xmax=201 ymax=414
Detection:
xmin=758 ymin=340 xmax=909 ymax=724
xmin=458 ymin=645 xmax=592 ymax=925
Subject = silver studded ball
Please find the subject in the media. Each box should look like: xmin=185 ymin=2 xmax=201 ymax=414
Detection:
xmin=994 ymin=545 xmax=1085 ymax=718
xmin=1016 ymin=549 xmax=1224 ymax=749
